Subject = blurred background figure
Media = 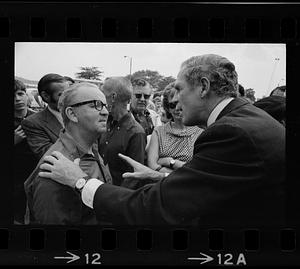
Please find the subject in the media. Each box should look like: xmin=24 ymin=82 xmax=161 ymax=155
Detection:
xmin=14 ymin=79 xmax=37 ymax=224
xmin=238 ymin=84 xmax=245 ymax=97
xmin=270 ymin=85 xmax=286 ymax=97
xmin=152 ymin=93 xmax=163 ymax=114
xmin=99 ymin=77 xmax=146 ymax=186
xmin=22 ymin=74 xmax=69 ymax=159
xmin=254 ymin=95 xmax=286 ymax=126
xmin=147 ymin=82 xmax=203 ymax=173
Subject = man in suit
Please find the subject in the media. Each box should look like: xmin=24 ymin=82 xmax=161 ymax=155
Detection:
xmin=39 ymin=54 xmax=286 ymax=226
xmin=22 ymin=74 xmax=69 ymax=160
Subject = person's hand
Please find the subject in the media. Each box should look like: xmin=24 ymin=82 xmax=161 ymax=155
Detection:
xmin=14 ymin=125 xmax=26 ymax=145
xmin=157 ymin=157 xmax=172 ymax=167
xmin=38 ymin=151 xmax=88 ymax=188
xmin=119 ymin=153 xmax=165 ymax=181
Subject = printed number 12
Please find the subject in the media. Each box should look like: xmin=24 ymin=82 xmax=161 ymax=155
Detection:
xmin=85 ymin=253 xmax=101 ymax=264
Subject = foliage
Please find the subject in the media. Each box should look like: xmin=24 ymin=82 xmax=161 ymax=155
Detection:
xmin=75 ymin=67 xmax=103 ymax=81
xmin=126 ymin=70 xmax=176 ymax=92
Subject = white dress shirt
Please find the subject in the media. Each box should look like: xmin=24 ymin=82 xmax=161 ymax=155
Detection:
xmin=81 ymin=97 xmax=234 ymax=209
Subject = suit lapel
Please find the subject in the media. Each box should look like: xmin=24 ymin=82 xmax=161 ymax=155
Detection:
xmin=43 ymin=107 xmax=63 ymax=138
xmin=216 ymin=97 xmax=249 ymax=121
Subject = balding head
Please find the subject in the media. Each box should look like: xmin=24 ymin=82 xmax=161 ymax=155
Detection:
xmin=102 ymin=77 xmax=132 ymax=103
xmin=179 ymin=54 xmax=238 ymax=97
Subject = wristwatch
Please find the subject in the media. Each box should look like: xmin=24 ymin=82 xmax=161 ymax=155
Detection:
xmin=169 ymin=159 xmax=176 ymax=169
xmin=75 ymin=176 xmax=90 ymax=193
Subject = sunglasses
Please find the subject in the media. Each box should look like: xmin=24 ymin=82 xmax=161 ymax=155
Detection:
xmin=168 ymin=101 xmax=178 ymax=109
xmin=70 ymin=100 xmax=107 ymax=111
xmin=134 ymin=93 xmax=151 ymax=100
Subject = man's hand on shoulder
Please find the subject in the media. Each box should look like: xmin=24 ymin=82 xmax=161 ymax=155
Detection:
xmin=38 ymin=151 xmax=88 ymax=188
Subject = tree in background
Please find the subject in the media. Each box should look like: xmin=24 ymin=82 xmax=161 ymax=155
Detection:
xmin=245 ymin=88 xmax=256 ymax=103
xmin=126 ymin=70 xmax=175 ymax=92
xmin=75 ymin=67 xmax=103 ymax=81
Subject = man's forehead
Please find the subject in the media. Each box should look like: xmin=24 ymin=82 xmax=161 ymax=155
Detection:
xmin=73 ymin=86 xmax=105 ymax=102
xmin=133 ymin=86 xmax=151 ymax=93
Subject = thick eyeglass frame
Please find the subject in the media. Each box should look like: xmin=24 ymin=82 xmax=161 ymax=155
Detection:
xmin=69 ymin=100 xmax=107 ymax=111
xmin=134 ymin=93 xmax=151 ymax=100
xmin=168 ymin=101 xmax=178 ymax=109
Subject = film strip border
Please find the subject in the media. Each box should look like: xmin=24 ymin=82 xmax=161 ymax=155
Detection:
xmin=0 ymin=227 xmax=297 ymax=265
xmin=0 ymin=3 xmax=300 ymax=41
xmin=1 ymin=2 xmax=300 ymax=265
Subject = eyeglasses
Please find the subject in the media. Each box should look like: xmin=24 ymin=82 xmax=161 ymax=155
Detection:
xmin=134 ymin=93 xmax=151 ymax=100
xmin=168 ymin=101 xmax=178 ymax=109
xmin=70 ymin=100 xmax=107 ymax=111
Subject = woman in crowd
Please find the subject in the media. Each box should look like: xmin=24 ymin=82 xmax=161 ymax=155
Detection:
xmin=147 ymin=82 xmax=203 ymax=173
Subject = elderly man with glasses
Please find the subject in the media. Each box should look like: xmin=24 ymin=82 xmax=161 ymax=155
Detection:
xmin=130 ymin=78 xmax=162 ymax=136
xmin=24 ymin=83 xmax=112 ymax=225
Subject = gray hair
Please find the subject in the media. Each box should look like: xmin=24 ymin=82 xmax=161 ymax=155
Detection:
xmin=180 ymin=54 xmax=238 ymax=97
xmin=58 ymin=82 xmax=98 ymax=126
xmin=102 ymin=77 xmax=132 ymax=103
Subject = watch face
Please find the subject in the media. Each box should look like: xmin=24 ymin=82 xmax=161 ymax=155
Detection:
xmin=75 ymin=178 xmax=86 ymax=189
xmin=170 ymin=159 xmax=175 ymax=164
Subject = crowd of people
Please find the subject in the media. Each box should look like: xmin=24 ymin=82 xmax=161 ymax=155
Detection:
xmin=14 ymin=53 xmax=286 ymax=226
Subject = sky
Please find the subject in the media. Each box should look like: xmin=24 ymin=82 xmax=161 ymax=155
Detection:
xmin=15 ymin=42 xmax=286 ymax=99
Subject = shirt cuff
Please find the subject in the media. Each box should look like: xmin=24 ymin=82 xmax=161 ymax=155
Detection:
xmin=81 ymin=178 xmax=104 ymax=209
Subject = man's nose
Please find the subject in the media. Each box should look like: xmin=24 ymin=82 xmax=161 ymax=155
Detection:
xmin=101 ymin=105 xmax=109 ymax=116
xmin=140 ymin=95 xmax=145 ymax=101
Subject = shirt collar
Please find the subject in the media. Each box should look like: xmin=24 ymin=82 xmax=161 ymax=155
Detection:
xmin=207 ymin=97 xmax=234 ymax=127
xmin=47 ymin=106 xmax=64 ymax=127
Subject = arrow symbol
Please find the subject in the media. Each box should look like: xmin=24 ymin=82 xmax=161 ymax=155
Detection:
xmin=187 ymin=252 xmax=214 ymax=264
xmin=54 ymin=251 xmax=80 ymax=264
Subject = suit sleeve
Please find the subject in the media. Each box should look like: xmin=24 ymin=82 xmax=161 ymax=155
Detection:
xmin=22 ymin=119 xmax=54 ymax=160
xmin=93 ymin=123 xmax=264 ymax=225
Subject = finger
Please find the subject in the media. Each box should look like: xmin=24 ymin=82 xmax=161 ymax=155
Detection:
xmin=51 ymin=151 xmax=66 ymax=160
xmin=73 ymin=158 xmax=80 ymax=165
xmin=122 ymin=172 xmax=141 ymax=179
xmin=15 ymin=125 xmax=22 ymax=131
xmin=38 ymin=171 xmax=53 ymax=179
xmin=42 ymin=155 xmax=58 ymax=165
xmin=118 ymin=153 xmax=140 ymax=167
xmin=39 ymin=163 xmax=53 ymax=171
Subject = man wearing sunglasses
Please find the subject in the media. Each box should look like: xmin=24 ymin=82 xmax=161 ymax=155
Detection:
xmin=24 ymin=83 xmax=112 ymax=225
xmin=39 ymin=54 xmax=285 ymax=226
xmin=130 ymin=78 xmax=162 ymax=136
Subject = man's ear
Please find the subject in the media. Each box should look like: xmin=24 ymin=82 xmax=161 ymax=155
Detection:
xmin=198 ymin=77 xmax=210 ymax=98
xmin=65 ymin=107 xmax=78 ymax=123
xmin=40 ymin=91 xmax=49 ymax=103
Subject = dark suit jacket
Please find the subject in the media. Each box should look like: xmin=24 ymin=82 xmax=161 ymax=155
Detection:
xmin=22 ymin=106 xmax=63 ymax=160
xmin=93 ymin=98 xmax=286 ymax=226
